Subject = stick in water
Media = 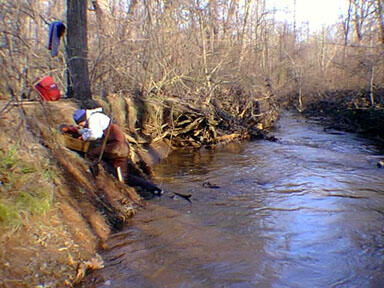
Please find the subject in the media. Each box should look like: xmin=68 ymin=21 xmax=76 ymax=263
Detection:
xmin=116 ymin=167 xmax=124 ymax=182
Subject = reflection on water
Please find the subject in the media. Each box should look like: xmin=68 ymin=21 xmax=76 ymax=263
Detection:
xmin=84 ymin=112 xmax=384 ymax=288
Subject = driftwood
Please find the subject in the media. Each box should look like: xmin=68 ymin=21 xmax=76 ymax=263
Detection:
xmin=144 ymin=87 xmax=278 ymax=149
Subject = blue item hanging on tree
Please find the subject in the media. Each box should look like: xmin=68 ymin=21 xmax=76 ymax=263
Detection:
xmin=48 ymin=21 xmax=66 ymax=57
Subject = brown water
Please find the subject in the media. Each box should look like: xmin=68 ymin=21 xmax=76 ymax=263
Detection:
xmin=84 ymin=112 xmax=384 ymax=288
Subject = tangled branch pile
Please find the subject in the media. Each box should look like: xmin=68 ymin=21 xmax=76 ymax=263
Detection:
xmin=138 ymin=80 xmax=278 ymax=149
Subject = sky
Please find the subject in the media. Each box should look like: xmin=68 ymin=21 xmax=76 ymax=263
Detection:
xmin=267 ymin=0 xmax=348 ymax=32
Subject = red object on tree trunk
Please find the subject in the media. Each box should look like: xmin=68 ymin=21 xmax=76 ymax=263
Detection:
xmin=33 ymin=76 xmax=61 ymax=101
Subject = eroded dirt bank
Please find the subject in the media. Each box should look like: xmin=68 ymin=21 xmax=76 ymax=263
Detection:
xmin=299 ymin=88 xmax=384 ymax=141
xmin=0 ymin=85 xmax=278 ymax=287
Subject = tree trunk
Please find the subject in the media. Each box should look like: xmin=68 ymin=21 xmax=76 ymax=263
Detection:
xmin=91 ymin=0 xmax=106 ymax=49
xmin=208 ymin=0 xmax=219 ymax=50
xmin=125 ymin=0 xmax=138 ymax=39
xmin=375 ymin=0 xmax=384 ymax=45
xmin=223 ymin=0 xmax=238 ymax=40
xmin=66 ymin=0 xmax=92 ymax=101
xmin=238 ymin=0 xmax=252 ymax=71
xmin=370 ymin=65 xmax=375 ymax=106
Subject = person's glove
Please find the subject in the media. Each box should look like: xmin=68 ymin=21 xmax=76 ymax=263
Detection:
xmin=78 ymin=128 xmax=91 ymax=141
xmin=78 ymin=128 xmax=86 ymax=135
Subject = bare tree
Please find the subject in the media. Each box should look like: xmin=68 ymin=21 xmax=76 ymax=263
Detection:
xmin=238 ymin=0 xmax=252 ymax=71
xmin=223 ymin=0 xmax=238 ymax=40
xmin=375 ymin=0 xmax=384 ymax=44
xmin=350 ymin=0 xmax=374 ymax=43
xmin=208 ymin=0 xmax=219 ymax=49
xmin=126 ymin=0 xmax=139 ymax=39
xmin=344 ymin=0 xmax=353 ymax=46
xmin=90 ymin=0 xmax=106 ymax=49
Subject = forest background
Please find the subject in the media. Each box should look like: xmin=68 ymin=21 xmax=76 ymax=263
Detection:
xmin=1 ymin=0 xmax=383 ymax=109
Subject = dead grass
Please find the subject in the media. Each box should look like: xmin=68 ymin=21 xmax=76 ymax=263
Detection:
xmin=0 ymin=99 xmax=142 ymax=287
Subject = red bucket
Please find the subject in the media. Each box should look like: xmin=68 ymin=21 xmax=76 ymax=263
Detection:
xmin=33 ymin=76 xmax=61 ymax=101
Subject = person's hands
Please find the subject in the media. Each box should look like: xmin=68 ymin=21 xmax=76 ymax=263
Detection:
xmin=67 ymin=126 xmax=79 ymax=134
xmin=60 ymin=125 xmax=80 ymax=136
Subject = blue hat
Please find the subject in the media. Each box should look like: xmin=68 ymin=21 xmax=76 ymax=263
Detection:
xmin=73 ymin=109 xmax=86 ymax=124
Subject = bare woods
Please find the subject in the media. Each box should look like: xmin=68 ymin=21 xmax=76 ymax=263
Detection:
xmin=0 ymin=0 xmax=383 ymax=109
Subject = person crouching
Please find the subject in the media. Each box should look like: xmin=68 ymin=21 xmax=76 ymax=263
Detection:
xmin=71 ymin=108 xmax=162 ymax=196
xmin=73 ymin=108 xmax=129 ymax=181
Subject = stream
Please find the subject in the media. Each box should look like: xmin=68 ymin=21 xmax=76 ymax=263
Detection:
xmin=84 ymin=111 xmax=384 ymax=288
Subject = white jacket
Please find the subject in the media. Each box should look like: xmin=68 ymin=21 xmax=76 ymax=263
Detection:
xmin=79 ymin=108 xmax=110 ymax=141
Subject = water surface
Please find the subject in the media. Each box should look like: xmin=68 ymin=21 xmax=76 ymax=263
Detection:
xmin=84 ymin=112 xmax=384 ymax=288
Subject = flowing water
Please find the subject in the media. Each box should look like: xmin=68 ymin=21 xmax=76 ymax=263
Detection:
xmin=84 ymin=111 xmax=384 ymax=288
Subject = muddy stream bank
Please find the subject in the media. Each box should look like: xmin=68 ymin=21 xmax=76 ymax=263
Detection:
xmin=82 ymin=111 xmax=384 ymax=288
